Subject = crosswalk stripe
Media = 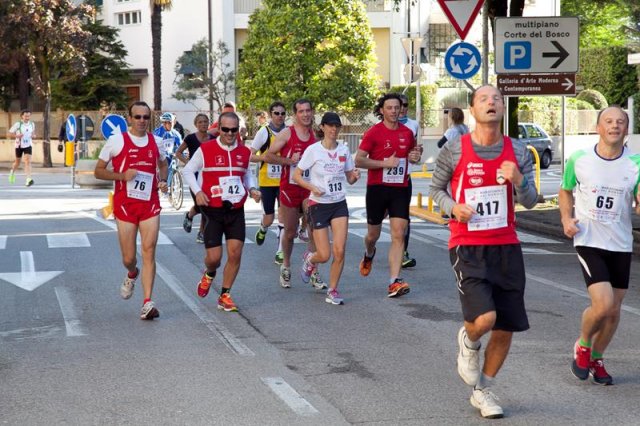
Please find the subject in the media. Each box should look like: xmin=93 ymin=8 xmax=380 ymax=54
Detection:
xmin=0 ymin=235 xmax=6 ymax=249
xmin=47 ymin=233 xmax=91 ymax=248
xmin=348 ymin=228 xmax=391 ymax=243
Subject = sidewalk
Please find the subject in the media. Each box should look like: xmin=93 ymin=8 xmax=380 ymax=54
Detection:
xmin=0 ymin=161 xmax=70 ymax=174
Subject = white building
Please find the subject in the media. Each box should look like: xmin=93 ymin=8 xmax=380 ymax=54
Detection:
xmin=96 ymin=0 xmax=559 ymax=125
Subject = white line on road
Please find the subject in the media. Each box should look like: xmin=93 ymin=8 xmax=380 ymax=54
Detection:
xmin=261 ymin=377 xmax=319 ymax=416
xmin=54 ymin=287 xmax=88 ymax=337
xmin=527 ymin=272 xmax=640 ymax=316
xmin=47 ymin=232 xmax=91 ymax=248
xmin=80 ymin=211 xmax=172 ymax=245
xmin=0 ymin=235 xmax=6 ymax=249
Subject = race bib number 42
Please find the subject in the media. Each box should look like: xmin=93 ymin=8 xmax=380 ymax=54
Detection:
xmin=126 ymin=171 xmax=154 ymax=201
xmin=219 ymin=175 xmax=246 ymax=204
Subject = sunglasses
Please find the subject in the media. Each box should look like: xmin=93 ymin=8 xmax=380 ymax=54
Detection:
xmin=132 ymin=115 xmax=151 ymax=120
xmin=272 ymin=111 xmax=286 ymax=116
xmin=220 ymin=127 xmax=239 ymax=133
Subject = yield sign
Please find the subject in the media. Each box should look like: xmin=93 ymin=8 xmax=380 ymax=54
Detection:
xmin=437 ymin=0 xmax=485 ymax=40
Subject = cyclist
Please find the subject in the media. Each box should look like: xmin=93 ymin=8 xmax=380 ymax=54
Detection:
xmin=154 ymin=112 xmax=182 ymax=164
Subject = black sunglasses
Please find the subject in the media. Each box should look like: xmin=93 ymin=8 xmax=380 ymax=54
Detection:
xmin=272 ymin=111 xmax=286 ymax=116
xmin=132 ymin=114 xmax=151 ymax=120
xmin=220 ymin=127 xmax=239 ymax=133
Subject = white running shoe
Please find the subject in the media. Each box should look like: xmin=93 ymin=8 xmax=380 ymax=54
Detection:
xmin=470 ymin=388 xmax=503 ymax=419
xmin=279 ymin=265 xmax=291 ymax=288
xmin=457 ymin=326 xmax=480 ymax=386
xmin=325 ymin=289 xmax=344 ymax=305
xmin=120 ymin=269 xmax=137 ymax=299
xmin=140 ymin=301 xmax=159 ymax=320
xmin=310 ymin=270 xmax=327 ymax=290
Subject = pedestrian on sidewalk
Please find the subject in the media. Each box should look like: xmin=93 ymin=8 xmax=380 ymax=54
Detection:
xmin=8 ymin=109 xmax=35 ymax=186
xmin=560 ymin=105 xmax=640 ymax=386
xmin=94 ymin=101 xmax=169 ymax=320
xmin=430 ymin=85 xmax=537 ymax=419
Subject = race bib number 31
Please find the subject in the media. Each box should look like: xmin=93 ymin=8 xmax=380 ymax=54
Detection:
xmin=126 ymin=171 xmax=154 ymax=201
xmin=465 ymin=185 xmax=508 ymax=231
xmin=267 ymin=164 xmax=282 ymax=179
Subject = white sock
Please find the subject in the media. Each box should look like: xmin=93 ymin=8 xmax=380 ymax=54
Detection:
xmin=475 ymin=373 xmax=494 ymax=390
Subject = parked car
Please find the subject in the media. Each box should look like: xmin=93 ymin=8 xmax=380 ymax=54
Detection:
xmin=517 ymin=123 xmax=554 ymax=169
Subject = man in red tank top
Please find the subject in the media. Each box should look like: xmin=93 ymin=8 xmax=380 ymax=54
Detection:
xmin=94 ymin=101 xmax=168 ymax=320
xmin=264 ymin=99 xmax=321 ymax=289
xmin=430 ymin=86 xmax=538 ymax=419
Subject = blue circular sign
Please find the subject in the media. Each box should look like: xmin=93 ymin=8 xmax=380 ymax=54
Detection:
xmin=101 ymin=114 xmax=128 ymax=140
xmin=65 ymin=114 xmax=77 ymax=142
xmin=445 ymin=42 xmax=482 ymax=80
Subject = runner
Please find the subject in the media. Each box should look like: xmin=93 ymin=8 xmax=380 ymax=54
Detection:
xmin=430 ymin=85 xmax=538 ymax=418
xmin=250 ymin=101 xmax=287 ymax=263
xmin=293 ymin=112 xmax=360 ymax=304
xmin=263 ymin=98 xmax=325 ymax=289
xmin=94 ymin=101 xmax=169 ymax=320
xmin=559 ymin=105 xmax=640 ymax=386
xmin=182 ymin=112 xmax=261 ymax=312
xmin=176 ymin=113 xmax=211 ymax=243
xmin=8 ymin=109 xmax=35 ymax=186
xmin=355 ymin=93 xmax=421 ymax=297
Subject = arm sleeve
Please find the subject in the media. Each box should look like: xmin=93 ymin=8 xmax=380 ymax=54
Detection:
xmin=251 ymin=127 xmax=268 ymax=151
xmin=429 ymin=145 xmax=458 ymax=216
xmin=513 ymin=140 xmax=538 ymax=209
xmin=98 ymin=134 xmax=124 ymax=163
xmin=437 ymin=136 xmax=448 ymax=149
xmin=183 ymin=148 xmax=204 ymax=194
xmin=296 ymin=146 xmax=314 ymax=171
xmin=9 ymin=122 xmax=19 ymax=133
xmin=560 ymin=151 xmax=581 ymax=191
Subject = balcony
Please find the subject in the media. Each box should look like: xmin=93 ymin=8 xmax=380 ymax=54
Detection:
xmin=234 ymin=0 xmax=391 ymax=14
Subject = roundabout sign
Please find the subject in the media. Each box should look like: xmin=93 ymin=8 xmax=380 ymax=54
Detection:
xmin=444 ymin=41 xmax=481 ymax=80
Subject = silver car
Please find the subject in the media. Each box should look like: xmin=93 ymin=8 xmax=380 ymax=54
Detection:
xmin=518 ymin=123 xmax=554 ymax=169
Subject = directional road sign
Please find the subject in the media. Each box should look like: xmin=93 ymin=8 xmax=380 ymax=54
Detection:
xmin=495 ymin=17 xmax=579 ymax=74
xmin=77 ymin=114 xmax=95 ymax=141
xmin=444 ymin=41 xmax=481 ymax=80
xmin=65 ymin=114 xmax=76 ymax=142
xmin=497 ymin=73 xmax=576 ymax=97
xmin=437 ymin=0 xmax=485 ymax=40
xmin=101 ymin=114 xmax=128 ymax=140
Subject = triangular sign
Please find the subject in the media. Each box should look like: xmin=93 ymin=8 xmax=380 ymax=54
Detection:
xmin=437 ymin=0 xmax=485 ymax=40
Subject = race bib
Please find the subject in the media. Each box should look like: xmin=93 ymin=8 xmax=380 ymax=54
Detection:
xmin=587 ymin=184 xmax=624 ymax=223
xmin=267 ymin=164 xmax=282 ymax=179
xmin=382 ymin=158 xmax=406 ymax=184
xmin=465 ymin=185 xmax=508 ymax=231
xmin=289 ymin=164 xmax=310 ymax=185
xmin=126 ymin=171 xmax=154 ymax=201
xmin=163 ymin=139 xmax=175 ymax=155
xmin=219 ymin=175 xmax=246 ymax=204
xmin=324 ymin=174 xmax=346 ymax=202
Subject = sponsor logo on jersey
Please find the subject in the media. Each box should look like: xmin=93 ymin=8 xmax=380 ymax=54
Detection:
xmin=469 ymin=177 xmax=483 ymax=186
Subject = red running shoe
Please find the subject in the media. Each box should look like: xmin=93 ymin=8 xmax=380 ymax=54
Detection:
xmin=590 ymin=359 xmax=613 ymax=385
xmin=571 ymin=339 xmax=591 ymax=380
xmin=197 ymin=273 xmax=213 ymax=298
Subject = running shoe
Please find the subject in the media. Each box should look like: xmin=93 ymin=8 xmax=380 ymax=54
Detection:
xmin=255 ymin=227 xmax=267 ymax=246
xmin=590 ymin=359 xmax=613 ymax=385
xmin=279 ymin=265 xmax=291 ymax=288
xmin=217 ymin=293 xmax=238 ymax=312
xmin=300 ymin=251 xmax=314 ymax=283
xmin=274 ymin=250 xmax=284 ymax=265
xmin=325 ymin=289 xmax=344 ymax=305
xmin=298 ymin=227 xmax=309 ymax=242
xmin=470 ymin=388 xmax=503 ymax=419
xmin=197 ymin=273 xmax=213 ymax=298
xmin=140 ymin=301 xmax=159 ymax=320
xmin=196 ymin=231 xmax=204 ymax=244
xmin=183 ymin=212 xmax=192 ymax=233
xmin=120 ymin=268 xmax=138 ymax=300
xmin=359 ymin=248 xmax=376 ymax=277
xmin=310 ymin=270 xmax=327 ymax=290
xmin=25 ymin=178 xmax=34 ymax=187
xmin=571 ymin=339 xmax=591 ymax=380
xmin=387 ymin=278 xmax=410 ymax=298
xmin=8 ymin=171 xmax=15 ymax=184
xmin=401 ymin=251 xmax=416 ymax=268
xmin=457 ymin=326 xmax=480 ymax=386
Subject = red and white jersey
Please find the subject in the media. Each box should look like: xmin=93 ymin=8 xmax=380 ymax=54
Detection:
xmin=111 ymin=132 xmax=161 ymax=206
xmin=448 ymin=134 xmax=519 ymax=248
xmin=279 ymin=125 xmax=315 ymax=191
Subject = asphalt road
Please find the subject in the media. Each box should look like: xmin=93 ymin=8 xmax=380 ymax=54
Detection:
xmin=1 ymin=168 xmax=640 ymax=426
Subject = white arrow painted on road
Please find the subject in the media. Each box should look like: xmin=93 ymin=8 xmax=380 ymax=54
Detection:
xmin=0 ymin=251 xmax=63 ymax=291
xmin=562 ymin=78 xmax=574 ymax=91
xmin=105 ymin=117 xmax=123 ymax=134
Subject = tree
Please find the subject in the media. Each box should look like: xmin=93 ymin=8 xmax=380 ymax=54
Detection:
xmin=151 ymin=0 xmax=172 ymax=111
xmin=173 ymin=39 xmax=235 ymax=113
xmin=6 ymin=0 xmax=92 ymax=167
xmin=237 ymin=0 xmax=380 ymax=112
xmin=52 ymin=19 xmax=130 ymax=110
xmin=562 ymin=0 xmax=632 ymax=48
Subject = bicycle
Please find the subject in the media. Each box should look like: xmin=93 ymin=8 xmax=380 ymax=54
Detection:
xmin=166 ymin=155 xmax=183 ymax=210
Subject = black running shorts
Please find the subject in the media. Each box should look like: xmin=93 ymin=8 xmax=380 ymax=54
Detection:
xmin=201 ymin=206 xmax=246 ymax=248
xmin=308 ymin=200 xmax=349 ymax=230
xmin=365 ymin=185 xmax=411 ymax=225
xmin=575 ymin=245 xmax=631 ymax=290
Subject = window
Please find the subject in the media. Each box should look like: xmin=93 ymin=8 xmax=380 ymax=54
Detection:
xmin=526 ymin=125 xmax=543 ymax=138
xmin=427 ymin=23 xmax=458 ymax=79
xmin=116 ymin=10 xmax=141 ymax=26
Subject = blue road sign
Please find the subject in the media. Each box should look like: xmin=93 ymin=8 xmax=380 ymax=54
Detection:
xmin=101 ymin=114 xmax=128 ymax=140
xmin=65 ymin=114 xmax=77 ymax=142
xmin=444 ymin=42 xmax=482 ymax=80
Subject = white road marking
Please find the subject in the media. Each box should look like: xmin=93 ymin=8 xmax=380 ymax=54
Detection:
xmin=261 ymin=377 xmax=319 ymax=416
xmin=47 ymin=232 xmax=90 ymax=248
xmin=348 ymin=227 xmax=391 ymax=243
xmin=54 ymin=287 xmax=87 ymax=337
xmin=0 ymin=235 xmax=6 ymax=249
xmin=155 ymin=262 xmax=255 ymax=356
xmin=527 ymin=272 xmax=640 ymax=316
xmin=0 ymin=251 xmax=63 ymax=291
xmin=0 ymin=325 xmax=63 ymax=341
xmin=79 ymin=211 xmax=172 ymax=245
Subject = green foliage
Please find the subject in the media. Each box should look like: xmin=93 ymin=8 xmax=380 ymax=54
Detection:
xmin=576 ymin=89 xmax=608 ymax=110
xmin=173 ymin=39 xmax=235 ymax=112
xmin=389 ymin=84 xmax=438 ymax=127
xmin=578 ymin=46 xmax=639 ymax=106
xmin=562 ymin=0 xmax=632 ymax=48
xmin=633 ymin=92 xmax=640 ymax=134
xmin=237 ymin=0 xmax=380 ymax=112
xmin=52 ymin=20 xmax=130 ymax=110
